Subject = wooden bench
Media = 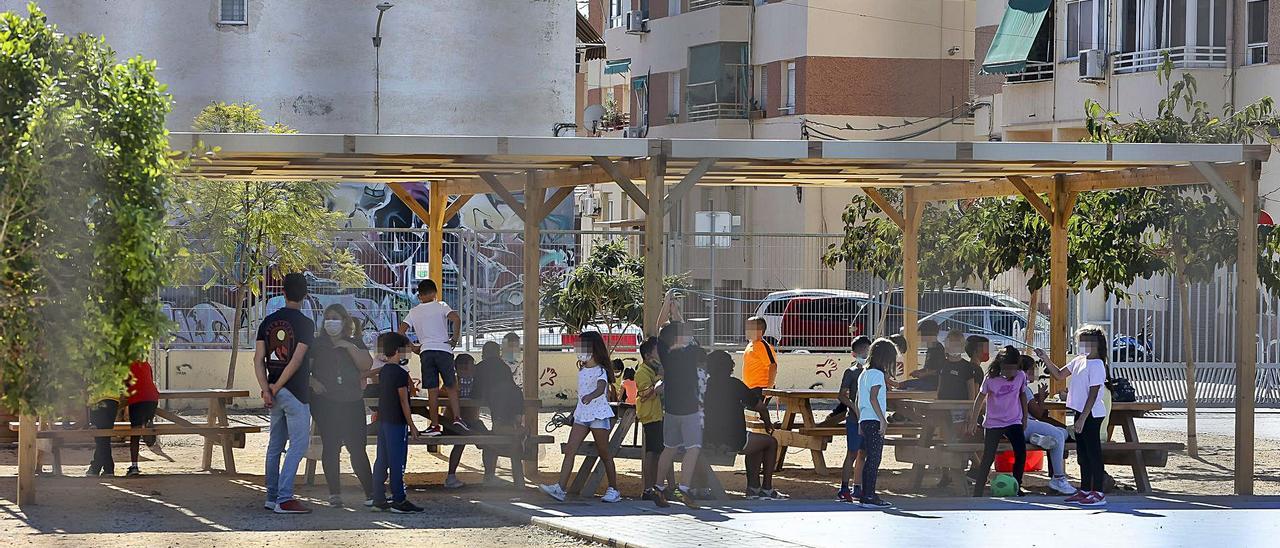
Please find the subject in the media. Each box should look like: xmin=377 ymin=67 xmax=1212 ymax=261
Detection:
xmin=8 ymin=421 xmax=261 ymax=476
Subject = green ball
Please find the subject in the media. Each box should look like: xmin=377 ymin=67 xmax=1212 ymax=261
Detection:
xmin=989 ymin=473 xmax=1019 ymax=497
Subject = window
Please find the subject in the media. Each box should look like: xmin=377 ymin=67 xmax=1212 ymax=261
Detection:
xmin=219 ymin=0 xmax=246 ymax=24
xmin=670 ymin=0 xmax=682 ymax=16
xmin=784 ymin=61 xmax=796 ymax=112
xmin=1249 ymin=0 xmax=1269 ymax=64
xmin=686 ymin=42 xmax=749 ymax=120
xmin=1065 ymin=0 xmax=1095 ymax=59
xmin=669 ymin=71 xmax=681 ymax=117
xmin=990 ymin=312 xmax=1026 ymax=338
xmin=1121 ymin=0 xmax=1226 ymax=53
xmin=755 ymin=65 xmax=767 ymax=111
xmin=608 ymin=0 xmax=625 ymax=28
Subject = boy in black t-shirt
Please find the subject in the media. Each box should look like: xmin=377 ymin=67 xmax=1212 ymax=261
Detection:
xmin=371 ymin=332 xmax=424 ymax=514
xmin=935 ymin=333 xmax=988 ymax=488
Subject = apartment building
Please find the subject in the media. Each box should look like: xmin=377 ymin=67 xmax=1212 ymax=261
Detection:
xmin=975 ymin=0 xmax=1280 ymax=211
xmin=576 ymin=0 xmax=978 ymax=291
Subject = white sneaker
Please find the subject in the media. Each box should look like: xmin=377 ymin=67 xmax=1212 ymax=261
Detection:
xmin=601 ymin=487 xmax=621 ymax=503
xmin=539 ymin=483 xmax=566 ymax=502
xmin=1048 ymin=477 xmax=1076 ymax=495
xmin=444 ymin=476 xmax=466 ymax=490
xmin=263 ymin=501 xmax=277 ymax=511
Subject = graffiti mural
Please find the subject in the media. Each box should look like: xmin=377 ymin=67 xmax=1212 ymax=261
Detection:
xmin=163 ymin=182 xmax=576 ymax=347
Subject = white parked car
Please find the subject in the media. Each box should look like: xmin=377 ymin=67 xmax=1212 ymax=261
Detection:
xmin=754 ymin=289 xmax=870 ymax=343
xmin=920 ymin=306 xmax=1049 ymax=355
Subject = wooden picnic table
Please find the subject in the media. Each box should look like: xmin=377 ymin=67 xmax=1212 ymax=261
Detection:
xmin=894 ymin=398 xmax=1179 ymax=492
xmin=763 ymin=388 xmax=932 ymax=475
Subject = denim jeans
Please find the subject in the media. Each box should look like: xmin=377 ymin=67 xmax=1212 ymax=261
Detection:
xmin=265 ymin=387 xmax=311 ymax=505
xmin=372 ymin=421 xmax=409 ymax=504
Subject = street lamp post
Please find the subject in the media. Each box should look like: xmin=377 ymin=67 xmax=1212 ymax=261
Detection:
xmin=373 ymin=2 xmax=394 ymax=134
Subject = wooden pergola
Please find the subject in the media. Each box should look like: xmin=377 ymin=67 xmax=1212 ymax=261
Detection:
xmin=160 ymin=134 xmax=1269 ymax=495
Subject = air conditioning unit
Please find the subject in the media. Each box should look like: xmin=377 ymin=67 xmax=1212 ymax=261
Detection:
xmin=1079 ymin=49 xmax=1105 ymax=81
xmin=626 ymin=10 xmax=648 ymax=33
xmin=577 ymin=192 xmax=601 ymax=218
xmin=623 ymin=126 xmax=645 ymax=138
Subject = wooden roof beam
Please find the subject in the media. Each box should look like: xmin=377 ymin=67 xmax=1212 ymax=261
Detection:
xmin=1008 ymin=175 xmax=1053 ymax=222
xmin=861 ymin=188 xmax=905 ymax=229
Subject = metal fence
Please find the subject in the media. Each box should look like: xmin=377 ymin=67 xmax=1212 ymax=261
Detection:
xmin=1112 ymin=363 xmax=1280 ymax=408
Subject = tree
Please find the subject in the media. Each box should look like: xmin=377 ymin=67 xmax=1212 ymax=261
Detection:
xmin=1 ymin=6 xmax=171 ymax=414
xmin=541 ymin=239 xmax=686 ymax=344
xmin=1084 ymin=53 xmax=1280 ymax=455
xmin=172 ymin=102 xmax=364 ymax=388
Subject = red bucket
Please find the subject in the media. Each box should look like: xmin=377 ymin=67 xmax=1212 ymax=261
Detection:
xmin=995 ymin=449 xmax=1044 ymax=473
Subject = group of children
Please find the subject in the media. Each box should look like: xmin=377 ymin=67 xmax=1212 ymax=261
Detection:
xmin=85 ymin=359 xmax=170 ymax=478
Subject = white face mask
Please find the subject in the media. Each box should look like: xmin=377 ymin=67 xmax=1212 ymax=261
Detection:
xmin=854 ymin=355 xmax=867 ymax=366
xmin=323 ymin=319 xmax=344 ymax=336
xmin=577 ymin=352 xmax=593 ymax=363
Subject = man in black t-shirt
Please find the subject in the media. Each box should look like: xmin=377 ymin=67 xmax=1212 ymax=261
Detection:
xmin=254 ymin=273 xmax=315 ymax=514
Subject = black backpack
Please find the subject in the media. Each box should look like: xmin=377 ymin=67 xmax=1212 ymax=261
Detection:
xmin=1107 ymin=376 xmax=1137 ymax=403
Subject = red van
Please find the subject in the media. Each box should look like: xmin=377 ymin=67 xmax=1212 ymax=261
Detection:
xmin=778 ymin=296 xmax=866 ymax=350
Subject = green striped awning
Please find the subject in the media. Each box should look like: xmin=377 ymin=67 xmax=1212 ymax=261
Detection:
xmin=603 ymin=58 xmax=631 ymax=75
xmin=982 ymin=0 xmax=1052 ymax=74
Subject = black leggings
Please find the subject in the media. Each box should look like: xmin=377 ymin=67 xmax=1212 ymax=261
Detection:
xmin=312 ymin=397 xmax=375 ymax=497
xmin=89 ymin=399 xmax=119 ymax=472
xmin=1075 ymin=413 xmax=1106 ymax=492
xmin=973 ymin=424 xmax=1026 ymax=496
xmin=860 ymin=421 xmax=885 ymax=498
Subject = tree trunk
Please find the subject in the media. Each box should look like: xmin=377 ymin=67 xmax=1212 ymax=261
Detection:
xmin=1175 ymin=251 xmax=1198 ymax=457
xmin=225 ymin=286 xmax=247 ymax=390
xmin=876 ymin=291 xmax=891 ymax=337
xmin=1025 ymin=287 xmax=1041 ymax=347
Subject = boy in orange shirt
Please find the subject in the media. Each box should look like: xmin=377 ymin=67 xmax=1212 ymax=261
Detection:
xmin=743 ymin=316 xmax=778 ymax=402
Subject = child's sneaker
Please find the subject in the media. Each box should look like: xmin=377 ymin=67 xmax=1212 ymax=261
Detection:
xmin=859 ymin=496 xmax=893 ymax=509
xmin=601 ymin=487 xmax=622 ymax=503
xmin=539 ymin=483 xmax=567 ymax=502
xmin=1048 ymin=477 xmax=1076 ymax=495
xmin=673 ymin=486 xmax=700 ymax=509
xmin=649 ymin=487 xmax=670 ymax=508
xmin=852 ymin=485 xmax=864 ymax=500
xmin=125 ymin=466 xmax=141 ymax=477
xmin=1081 ymin=492 xmax=1107 ymax=507
xmin=1064 ymin=490 xmax=1090 ymax=504
xmin=263 ymin=501 xmax=278 ymax=512
xmin=451 ymin=419 xmax=470 ymax=432
xmin=327 ymin=495 xmax=344 ymax=508
xmin=390 ymin=500 xmax=425 ymax=513
xmin=370 ymin=500 xmax=391 ymax=512
xmin=836 ymin=488 xmax=854 ymax=503
xmin=444 ymin=476 xmax=466 ymax=489
xmin=273 ymin=499 xmax=312 ymax=514
xmin=746 ymin=487 xmax=762 ymax=500
xmin=364 ymin=498 xmax=376 ymax=507
xmin=423 ymin=425 xmax=443 ymax=437
xmin=759 ymin=489 xmax=788 ymax=500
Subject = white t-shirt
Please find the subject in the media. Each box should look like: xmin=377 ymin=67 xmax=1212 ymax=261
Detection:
xmin=856 ymin=368 xmax=887 ymax=423
xmin=1066 ymin=356 xmax=1108 ymax=418
xmin=574 ymin=365 xmax=615 ymax=423
xmin=402 ymin=301 xmax=454 ymax=353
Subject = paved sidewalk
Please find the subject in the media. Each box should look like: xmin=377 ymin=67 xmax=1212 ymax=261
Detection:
xmin=476 ymin=495 xmax=1280 ymax=548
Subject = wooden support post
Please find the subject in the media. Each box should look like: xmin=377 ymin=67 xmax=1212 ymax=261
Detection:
xmin=1234 ymin=162 xmax=1260 ymax=495
xmin=1049 ymin=177 xmax=1076 ymax=394
xmin=442 ymin=194 xmax=474 ymax=224
xmin=1008 ymin=175 xmax=1053 ymax=222
xmin=643 ymin=154 xmax=668 ymax=337
xmin=901 ymin=189 xmax=923 ymax=375
xmin=862 ymin=188 xmax=905 ymax=229
xmin=429 ymin=183 xmax=446 ymax=287
xmin=522 ymin=171 xmax=543 ymax=469
xmin=17 ymin=414 xmax=36 ymax=506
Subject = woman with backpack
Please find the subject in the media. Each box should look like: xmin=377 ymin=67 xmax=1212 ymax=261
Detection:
xmin=309 ymin=304 xmax=376 ymax=507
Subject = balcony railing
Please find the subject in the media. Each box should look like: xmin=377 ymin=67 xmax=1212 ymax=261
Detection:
xmin=1005 ymin=61 xmax=1055 ymax=84
xmin=689 ymin=0 xmax=749 ymax=11
xmin=686 ymin=81 xmax=747 ymax=121
xmin=1113 ymin=46 xmax=1227 ymax=74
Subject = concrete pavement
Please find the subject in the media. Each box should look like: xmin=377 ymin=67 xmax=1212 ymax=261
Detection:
xmin=478 ymin=495 xmax=1280 ymax=548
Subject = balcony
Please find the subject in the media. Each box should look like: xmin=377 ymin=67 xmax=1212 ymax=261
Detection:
xmin=689 ymin=0 xmax=749 ymax=11
xmin=686 ymin=81 xmax=748 ymax=122
xmin=1113 ymin=46 xmax=1227 ymax=74
xmin=1005 ymin=61 xmax=1054 ymax=84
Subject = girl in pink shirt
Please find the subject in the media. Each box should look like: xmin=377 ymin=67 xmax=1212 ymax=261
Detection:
xmin=967 ymin=346 xmax=1029 ymax=497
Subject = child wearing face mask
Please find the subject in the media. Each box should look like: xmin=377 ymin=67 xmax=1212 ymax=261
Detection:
xmin=967 ymin=346 xmax=1030 ymax=497
xmin=836 ymin=336 xmax=873 ymax=502
xmin=540 ymin=331 xmax=620 ymax=503
xmin=934 ymin=331 xmax=986 ymax=488
xmin=1038 ymin=325 xmax=1110 ymax=507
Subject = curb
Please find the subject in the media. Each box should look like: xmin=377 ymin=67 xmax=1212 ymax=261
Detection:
xmin=470 ymin=499 xmax=647 ymax=548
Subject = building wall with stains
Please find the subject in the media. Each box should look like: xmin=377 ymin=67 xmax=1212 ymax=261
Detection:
xmin=5 ymin=0 xmax=575 ymax=136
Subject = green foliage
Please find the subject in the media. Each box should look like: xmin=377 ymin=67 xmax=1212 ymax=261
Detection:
xmin=173 ymin=102 xmax=364 ymax=387
xmin=192 ymin=101 xmax=296 ymax=134
xmin=1 ymin=5 xmax=172 ymax=414
xmin=1084 ymin=52 xmax=1280 ymax=293
xmin=541 ymin=239 xmax=686 ymax=334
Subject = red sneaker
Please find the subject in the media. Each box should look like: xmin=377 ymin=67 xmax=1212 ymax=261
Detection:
xmin=1064 ymin=490 xmax=1089 ymax=504
xmin=423 ymin=425 xmax=443 ymax=437
xmin=273 ymin=499 xmax=312 ymax=514
xmin=1081 ymin=492 xmax=1107 ymax=507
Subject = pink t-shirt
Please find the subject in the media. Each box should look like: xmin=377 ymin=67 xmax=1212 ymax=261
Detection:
xmin=981 ymin=370 xmax=1028 ymax=428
